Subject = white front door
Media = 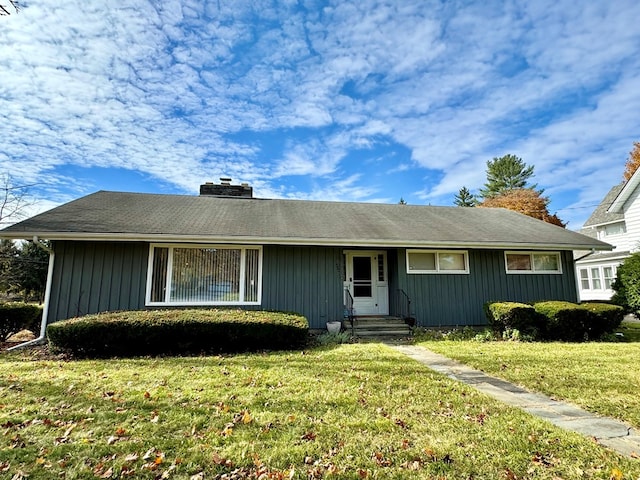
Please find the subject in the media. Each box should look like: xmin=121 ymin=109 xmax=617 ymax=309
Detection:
xmin=344 ymin=251 xmax=388 ymax=316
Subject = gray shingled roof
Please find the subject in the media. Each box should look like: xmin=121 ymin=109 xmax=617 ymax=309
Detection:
xmin=582 ymin=183 xmax=625 ymax=227
xmin=1 ymin=190 xmax=611 ymax=250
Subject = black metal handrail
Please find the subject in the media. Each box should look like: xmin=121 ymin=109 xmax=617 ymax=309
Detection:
xmin=344 ymin=287 xmax=355 ymax=335
xmin=394 ymin=289 xmax=415 ymax=327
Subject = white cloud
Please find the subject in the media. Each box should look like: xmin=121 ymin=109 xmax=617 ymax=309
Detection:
xmin=0 ymin=0 xmax=639 ymax=228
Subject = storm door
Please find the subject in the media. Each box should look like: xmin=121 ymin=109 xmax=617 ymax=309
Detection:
xmin=344 ymin=251 xmax=388 ymax=315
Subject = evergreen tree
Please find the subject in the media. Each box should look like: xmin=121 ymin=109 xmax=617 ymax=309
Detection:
xmin=14 ymin=241 xmax=49 ymax=302
xmin=398 ymin=197 xmax=407 ymax=205
xmin=479 ymin=154 xmax=537 ymax=199
xmin=453 ymin=187 xmax=477 ymax=207
xmin=0 ymin=239 xmax=19 ymax=295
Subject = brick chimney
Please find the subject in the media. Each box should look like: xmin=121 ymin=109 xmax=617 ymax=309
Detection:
xmin=199 ymin=178 xmax=253 ymax=198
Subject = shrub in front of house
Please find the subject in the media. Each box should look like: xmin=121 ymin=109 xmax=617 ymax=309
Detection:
xmin=579 ymin=302 xmax=624 ymax=338
xmin=483 ymin=301 xmax=546 ymax=339
xmin=534 ymin=301 xmax=585 ymax=341
xmin=611 ymin=251 xmax=640 ymax=316
xmin=0 ymin=302 xmax=43 ymax=340
xmin=46 ymin=309 xmax=309 ymax=357
xmin=533 ymin=301 xmax=623 ymax=341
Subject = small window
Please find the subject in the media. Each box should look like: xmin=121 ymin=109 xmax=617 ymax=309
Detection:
xmin=604 ymin=223 xmax=626 ymax=236
xmin=579 ymin=269 xmax=590 ymax=290
xmin=603 ymin=266 xmax=615 ymax=290
xmin=407 ymin=250 xmax=469 ymax=274
xmin=505 ymin=252 xmax=561 ymax=274
xmin=590 ymin=268 xmax=602 ymax=290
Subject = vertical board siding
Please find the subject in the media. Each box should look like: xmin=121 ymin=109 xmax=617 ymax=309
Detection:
xmin=48 ymin=242 xmax=577 ymax=329
xmin=49 ymin=241 xmax=148 ymax=322
xmin=395 ymin=249 xmax=578 ymax=327
xmin=260 ymin=245 xmax=344 ymax=329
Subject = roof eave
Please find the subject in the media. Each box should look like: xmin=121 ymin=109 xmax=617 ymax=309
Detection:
xmin=609 ymin=171 xmax=640 ymax=213
xmin=0 ymin=230 xmax=613 ymax=252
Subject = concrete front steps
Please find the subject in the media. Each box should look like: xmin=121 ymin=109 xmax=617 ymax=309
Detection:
xmin=347 ymin=316 xmax=412 ymax=339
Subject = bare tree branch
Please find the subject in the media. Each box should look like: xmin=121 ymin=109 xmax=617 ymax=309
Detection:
xmin=0 ymin=1 xmax=20 ymax=15
xmin=0 ymin=173 xmax=37 ymax=225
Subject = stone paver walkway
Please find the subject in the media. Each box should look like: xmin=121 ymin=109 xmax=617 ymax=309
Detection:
xmin=393 ymin=344 xmax=640 ymax=458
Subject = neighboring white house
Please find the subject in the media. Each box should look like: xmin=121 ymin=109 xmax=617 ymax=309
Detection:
xmin=576 ymin=169 xmax=640 ymax=301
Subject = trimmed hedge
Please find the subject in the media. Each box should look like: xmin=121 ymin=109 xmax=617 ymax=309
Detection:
xmin=485 ymin=300 xmax=625 ymax=342
xmin=483 ymin=301 xmax=546 ymax=339
xmin=534 ymin=301 xmax=624 ymax=341
xmin=0 ymin=302 xmax=43 ymax=340
xmin=579 ymin=302 xmax=624 ymax=338
xmin=47 ymin=309 xmax=309 ymax=357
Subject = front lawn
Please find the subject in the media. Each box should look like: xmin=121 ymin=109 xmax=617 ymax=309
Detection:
xmin=419 ymin=339 xmax=640 ymax=430
xmin=1 ymin=344 xmax=639 ymax=479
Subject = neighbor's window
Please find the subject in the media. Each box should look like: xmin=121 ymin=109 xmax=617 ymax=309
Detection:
xmin=505 ymin=252 xmax=561 ymax=274
xmin=579 ymin=265 xmax=617 ymax=291
xmin=603 ymin=266 xmax=615 ymax=289
xmin=406 ymin=250 xmax=469 ymax=274
xmin=146 ymin=244 xmax=262 ymax=305
xmin=604 ymin=223 xmax=626 ymax=236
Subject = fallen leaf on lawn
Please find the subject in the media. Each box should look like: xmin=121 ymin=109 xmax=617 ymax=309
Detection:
xmin=610 ymin=468 xmax=623 ymax=480
xmin=143 ymin=391 xmax=151 ymax=399
xmin=150 ymin=411 xmax=160 ymax=423
xmin=107 ymin=435 xmax=119 ymax=445
xmin=241 ymin=410 xmax=252 ymax=424
xmin=115 ymin=427 xmax=127 ymax=436
xmin=220 ymin=425 xmax=233 ymax=437
xmin=357 ymin=468 xmax=368 ymax=478
xmin=154 ymin=452 xmax=165 ymax=465
xmin=11 ymin=471 xmax=28 ymax=480
xmin=124 ymin=453 xmax=139 ymax=462
xmin=212 ymin=453 xmax=234 ymax=467
xmin=190 ymin=473 xmax=204 ymax=480
xmin=301 ymin=431 xmax=316 ymax=441
xmin=143 ymin=447 xmax=156 ymax=460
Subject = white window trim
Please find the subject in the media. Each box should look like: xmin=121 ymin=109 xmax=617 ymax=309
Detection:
xmin=579 ymin=264 xmax=617 ymax=292
xmin=406 ymin=249 xmax=470 ymax=274
xmin=504 ymin=251 xmax=562 ymax=274
xmin=145 ymin=243 xmax=263 ymax=306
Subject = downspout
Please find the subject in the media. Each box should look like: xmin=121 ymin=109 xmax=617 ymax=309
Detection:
xmin=8 ymin=237 xmax=54 ymax=351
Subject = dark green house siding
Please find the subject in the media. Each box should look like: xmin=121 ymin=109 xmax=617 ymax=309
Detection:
xmin=46 ymin=241 xmax=577 ymax=330
xmin=393 ymin=249 xmax=578 ymax=326
xmin=48 ymin=241 xmax=148 ymax=322
xmin=260 ymin=245 xmax=344 ymax=328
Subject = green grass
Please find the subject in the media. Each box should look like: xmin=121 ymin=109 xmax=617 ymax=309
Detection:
xmin=1 ymin=344 xmax=639 ymax=479
xmin=418 ymin=337 xmax=640 ymax=431
xmin=617 ymin=319 xmax=640 ymax=341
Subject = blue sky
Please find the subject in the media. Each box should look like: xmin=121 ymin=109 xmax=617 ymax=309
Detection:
xmin=1 ymin=0 xmax=639 ymax=229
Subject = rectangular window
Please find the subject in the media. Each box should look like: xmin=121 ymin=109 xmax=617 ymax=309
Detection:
xmin=579 ymin=269 xmax=590 ymax=290
xmin=590 ymin=268 xmax=602 ymax=290
xmin=407 ymin=250 xmax=469 ymax=274
xmin=603 ymin=266 xmax=615 ymax=290
xmin=505 ymin=252 xmax=562 ymax=274
xmin=604 ymin=223 xmax=626 ymax=236
xmin=146 ymin=244 xmax=262 ymax=305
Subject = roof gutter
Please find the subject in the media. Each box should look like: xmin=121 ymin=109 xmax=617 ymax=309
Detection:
xmin=0 ymin=231 xmax=614 ymax=252
xmin=8 ymin=236 xmax=54 ymax=351
xmin=573 ymin=248 xmax=597 ymax=263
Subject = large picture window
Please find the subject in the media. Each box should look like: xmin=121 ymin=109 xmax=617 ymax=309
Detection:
xmin=505 ymin=252 xmax=561 ymax=274
xmin=146 ymin=244 xmax=262 ymax=305
xmin=406 ymin=250 xmax=469 ymax=274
